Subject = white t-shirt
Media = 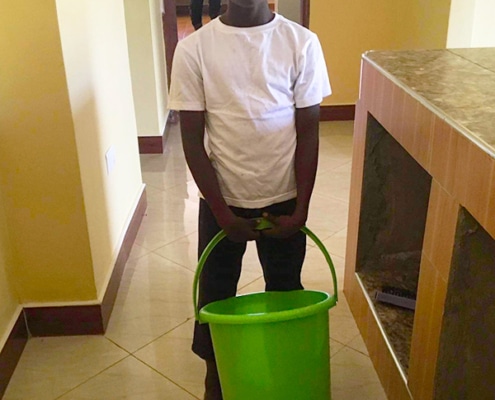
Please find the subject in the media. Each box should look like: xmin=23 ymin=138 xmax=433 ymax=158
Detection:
xmin=168 ymin=13 xmax=331 ymax=208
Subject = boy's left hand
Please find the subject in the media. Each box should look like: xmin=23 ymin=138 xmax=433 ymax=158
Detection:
xmin=260 ymin=212 xmax=305 ymax=239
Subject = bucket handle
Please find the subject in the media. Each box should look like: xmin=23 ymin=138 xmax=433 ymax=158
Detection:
xmin=193 ymin=219 xmax=339 ymax=321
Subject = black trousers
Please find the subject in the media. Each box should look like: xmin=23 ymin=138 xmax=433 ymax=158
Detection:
xmin=190 ymin=0 xmax=222 ymax=29
xmin=193 ymin=198 xmax=306 ymax=360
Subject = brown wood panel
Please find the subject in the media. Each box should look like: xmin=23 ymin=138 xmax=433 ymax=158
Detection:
xmin=390 ymin=86 xmax=406 ymax=148
xmin=463 ymin=145 xmax=495 ymax=228
xmin=430 ymin=117 xmax=456 ymax=195
xmin=429 ymin=186 xmax=458 ymax=281
xmin=359 ymin=60 xmax=375 ymax=110
xmin=138 ymin=135 xmax=166 ymax=154
xmin=412 ymin=102 xmax=434 ymax=171
xmin=408 ymin=255 xmax=436 ymax=399
xmin=24 ymin=305 xmax=104 ymax=336
xmin=0 ymin=313 xmax=28 ymax=398
xmin=484 ymin=161 xmax=495 ymax=239
xmin=319 ymin=104 xmax=355 ymax=121
xmin=452 ymin=134 xmax=472 ymax=207
xmin=408 ymin=253 xmax=448 ymax=400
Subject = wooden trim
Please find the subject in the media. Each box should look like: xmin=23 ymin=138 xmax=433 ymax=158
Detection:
xmin=138 ymin=135 xmax=166 ymax=154
xmin=320 ymin=104 xmax=356 ymax=121
xmin=0 ymin=313 xmax=28 ymax=398
xmin=138 ymin=117 xmax=173 ymax=154
xmin=301 ymin=0 xmax=310 ymax=28
xmin=23 ymin=188 xmax=147 ymax=336
xmin=101 ymin=188 xmax=147 ymax=329
xmin=24 ymin=305 xmax=104 ymax=336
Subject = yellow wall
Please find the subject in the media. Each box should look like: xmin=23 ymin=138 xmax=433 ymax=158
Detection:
xmin=311 ymin=0 xmax=452 ymax=105
xmin=0 ymin=188 xmax=20 ymax=349
xmin=56 ymin=0 xmax=144 ymax=299
xmin=124 ymin=0 xmax=169 ymax=137
xmin=0 ymin=0 xmax=96 ymax=303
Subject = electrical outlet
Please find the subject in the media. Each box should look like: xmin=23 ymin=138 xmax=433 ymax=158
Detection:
xmin=105 ymin=146 xmax=116 ymax=175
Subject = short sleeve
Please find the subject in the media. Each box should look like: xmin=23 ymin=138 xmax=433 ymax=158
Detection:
xmin=293 ymin=34 xmax=331 ymax=108
xmin=168 ymin=41 xmax=206 ymax=111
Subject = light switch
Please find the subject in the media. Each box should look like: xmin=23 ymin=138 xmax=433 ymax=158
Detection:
xmin=105 ymin=146 xmax=117 ymax=175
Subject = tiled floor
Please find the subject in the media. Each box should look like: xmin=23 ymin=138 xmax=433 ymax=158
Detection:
xmin=3 ymin=121 xmax=387 ymax=399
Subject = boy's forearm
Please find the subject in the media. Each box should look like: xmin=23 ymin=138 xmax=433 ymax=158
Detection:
xmin=294 ymin=104 xmax=320 ymax=222
xmin=179 ymin=111 xmax=234 ymax=226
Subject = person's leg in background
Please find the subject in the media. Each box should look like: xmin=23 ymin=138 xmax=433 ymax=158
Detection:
xmin=190 ymin=0 xmax=204 ymax=30
xmin=194 ymin=199 xmax=246 ymax=400
xmin=208 ymin=0 xmax=222 ymax=20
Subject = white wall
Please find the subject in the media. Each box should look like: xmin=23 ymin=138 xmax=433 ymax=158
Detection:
xmin=447 ymin=0 xmax=495 ymax=47
xmin=471 ymin=0 xmax=495 ymax=47
xmin=56 ymin=0 xmax=144 ymax=299
xmin=124 ymin=0 xmax=169 ymax=137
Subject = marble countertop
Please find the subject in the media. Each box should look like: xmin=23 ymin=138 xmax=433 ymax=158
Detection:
xmin=363 ymin=48 xmax=495 ymax=159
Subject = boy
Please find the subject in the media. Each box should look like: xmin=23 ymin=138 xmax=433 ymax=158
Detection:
xmin=169 ymin=1 xmax=331 ymax=398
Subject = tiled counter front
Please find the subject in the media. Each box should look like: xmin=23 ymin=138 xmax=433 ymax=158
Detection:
xmin=344 ymin=49 xmax=495 ymax=400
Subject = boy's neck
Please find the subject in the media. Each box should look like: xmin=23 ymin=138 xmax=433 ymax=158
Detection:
xmin=221 ymin=1 xmax=274 ymax=28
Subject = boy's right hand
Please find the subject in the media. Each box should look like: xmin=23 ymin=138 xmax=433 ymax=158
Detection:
xmin=220 ymin=214 xmax=260 ymax=243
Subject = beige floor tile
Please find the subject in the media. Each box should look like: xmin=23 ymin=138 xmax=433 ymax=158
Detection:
xmin=329 ymin=292 xmax=361 ymax=346
xmin=153 ymin=233 xmax=264 ymax=291
xmin=330 ymin=338 xmax=345 ymax=358
xmin=313 ymin=161 xmax=352 ymax=203
xmin=331 ymin=347 xmax=387 ymax=400
xmin=238 ymin=275 xmax=268 ymax=294
xmin=317 ymin=151 xmax=352 ymax=176
xmin=134 ymin=197 xmax=198 ymax=251
xmin=134 ymin=320 xmax=205 ymax=399
xmin=347 ymin=334 xmax=370 ymax=356
xmin=105 ymin=253 xmax=195 ymax=352
xmin=146 ymin=180 xmax=199 ymax=206
xmin=302 ymin=246 xmax=344 ymax=294
xmin=57 ymin=356 xmax=196 ymax=400
xmin=3 ymin=336 xmax=128 ymax=400
xmin=128 ymin=243 xmax=151 ymax=261
xmin=320 ymin=120 xmax=355 ymax=137
xmin=322 ymin=228 xmax=348 ymax=259
xmin=306 ymin=193 xmax=349 ymax=241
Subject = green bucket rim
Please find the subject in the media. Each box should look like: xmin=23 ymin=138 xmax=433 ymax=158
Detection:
xmin=199 ymin=289 xmax=336 ymax=325
xmin=193 ymin=220 xmax=339 ymax=323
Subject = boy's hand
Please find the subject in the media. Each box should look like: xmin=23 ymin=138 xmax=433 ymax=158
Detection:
xmin=221 ymin=215 xmax=261 ymax=243
xmin=261 ymin=212 xmax=305 ymax=239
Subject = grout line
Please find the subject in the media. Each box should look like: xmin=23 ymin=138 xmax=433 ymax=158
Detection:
xmin=130 ymin=318 xmax=193 ymax=355
xmin=52 ymin=354 xmax=132 ymax=400
xmin=129 ymin=354 xmax=201 ymax=400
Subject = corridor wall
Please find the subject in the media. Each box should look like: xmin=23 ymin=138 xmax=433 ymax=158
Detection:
xmin=311 ymin=0 xmax=452 ymax=106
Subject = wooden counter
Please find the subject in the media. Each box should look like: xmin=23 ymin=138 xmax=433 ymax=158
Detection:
xmin=344 ymin=48 xmax=495 ymax=399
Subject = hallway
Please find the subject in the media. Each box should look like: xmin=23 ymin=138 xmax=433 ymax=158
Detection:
xmin=3 ymin=121 xmax=386 ymax=399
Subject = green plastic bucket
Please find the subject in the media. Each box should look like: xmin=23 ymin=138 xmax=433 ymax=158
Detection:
xmin=193 ymin=221 xmax=338 ymax=400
